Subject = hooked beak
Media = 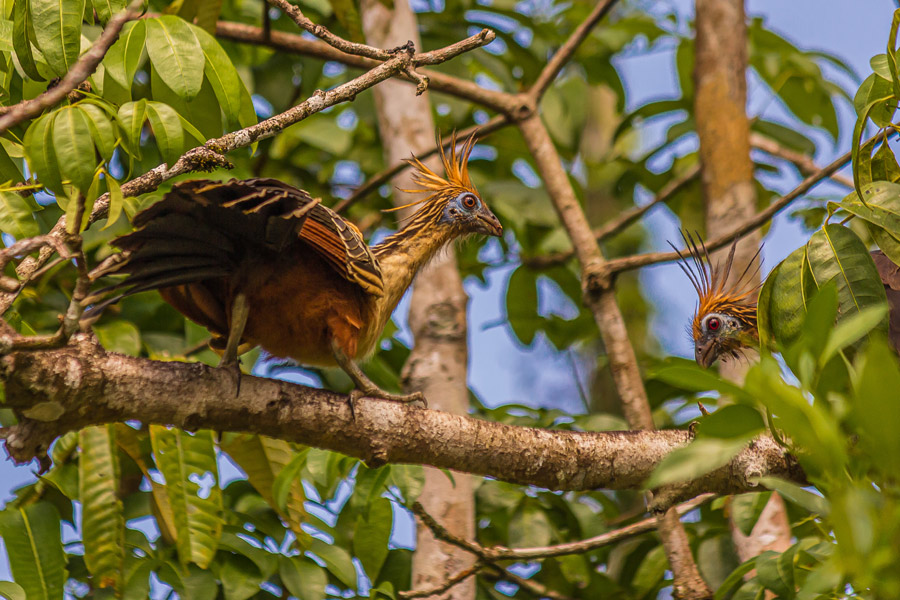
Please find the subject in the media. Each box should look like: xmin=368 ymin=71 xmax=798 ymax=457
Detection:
xmin=695 ymin=339 xmax=718 ymax=368
xmin=475 ymin=210 xmax=503 ymax=237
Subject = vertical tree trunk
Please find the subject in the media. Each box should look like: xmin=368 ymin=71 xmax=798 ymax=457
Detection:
xmin=693 ymin=0 xmax=791 ymax=575
xmin=360 ymin=2 xmax=475 ymax=598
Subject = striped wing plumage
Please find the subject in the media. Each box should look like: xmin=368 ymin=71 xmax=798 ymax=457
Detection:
xmin=85 ymin=178 xmax=384 ymax=315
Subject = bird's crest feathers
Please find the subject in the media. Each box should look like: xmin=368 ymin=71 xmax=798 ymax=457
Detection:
xmin=383 ymin=131 xmax=479 ymax=216
xmin=669 ymin=232 xmax=761 ymax=340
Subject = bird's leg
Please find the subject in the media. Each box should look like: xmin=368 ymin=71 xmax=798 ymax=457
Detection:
xmin=219 ymin=292 xmax=249 ymax=395
xmin=330 ymin=340 xmax=426 ymax=408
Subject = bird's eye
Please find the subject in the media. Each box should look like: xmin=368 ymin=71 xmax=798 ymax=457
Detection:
xmin=707 ymin=317 xmax=720 ymax=331
xmin=462 ymin=194 xmax=478 ymax=209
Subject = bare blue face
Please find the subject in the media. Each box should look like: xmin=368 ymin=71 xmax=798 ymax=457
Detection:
xmin=441 ymin=191 xmax=502 ymax=237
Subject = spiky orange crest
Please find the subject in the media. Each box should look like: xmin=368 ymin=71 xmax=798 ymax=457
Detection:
xmin=389 ymin=131 xmax=480 ymax=213
xmin=670 ymin=232 xmax=761 ymax=341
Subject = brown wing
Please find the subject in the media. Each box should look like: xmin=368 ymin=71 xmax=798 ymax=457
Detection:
xmin=84 ymin=178 xmax=383 ymax=317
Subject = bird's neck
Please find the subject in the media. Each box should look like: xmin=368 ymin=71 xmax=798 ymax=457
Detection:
xmin=371 ymin=216 xmax=455 ymax=317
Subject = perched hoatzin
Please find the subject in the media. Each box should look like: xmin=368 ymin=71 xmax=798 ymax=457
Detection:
xmin=671 ymin=233 xmax=762 ymax=368
xmin=673 ymin=232 xmax=900 ymax=367
xmin=84 ymin=133 xmax=502 ymax=403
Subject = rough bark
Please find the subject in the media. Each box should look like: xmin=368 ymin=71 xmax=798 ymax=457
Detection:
xmin=360 ymin=2 xmax=475 ymax=597
xmin=693 ymin=0 xmax=792 ymax=578
xmin=0 ymin=335 xmax=806 ymax=507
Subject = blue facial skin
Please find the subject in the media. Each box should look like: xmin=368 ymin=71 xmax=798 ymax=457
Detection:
xmin=442 ymin=191 xmax=502 ymax=237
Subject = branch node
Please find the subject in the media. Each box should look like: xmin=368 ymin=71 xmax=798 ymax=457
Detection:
xmin=387 ymin=40 xmax=415 ymax=55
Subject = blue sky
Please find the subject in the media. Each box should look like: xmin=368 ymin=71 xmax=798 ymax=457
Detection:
xmin=1 ymin=0 xmax=897 ymax=590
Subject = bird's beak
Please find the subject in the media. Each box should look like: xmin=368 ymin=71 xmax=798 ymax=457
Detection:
xmin=695 ymin=339 xmax=718 ymax=368
xmin=475 ymin=209 xmax=503 ymax=237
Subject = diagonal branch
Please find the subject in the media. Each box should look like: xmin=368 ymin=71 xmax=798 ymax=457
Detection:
xmin=528 ymin=0 xmax=620 ymax=100
xmin=0 ymin=0 xmax=145 ymax=135
xmin=266 ymin=0 xmax=395 ymax=60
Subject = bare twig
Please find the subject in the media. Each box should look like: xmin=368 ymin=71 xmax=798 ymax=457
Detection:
xmin=266 ymin=0 xmax=395 ymax=61
xmin=398 ymin=561 xmax=482 ymax=599
xmin=524 ymin=164 xmax=701 ymax=269
xmin=750 ymin=132 xmax=854 ymax=188
xmin=602 ymin=135 xmax=880 ymax=275
xmin=529 ymin=0 xmax=620 ymax=100
xmin=0 ymin=0 xmax=145 ymax=135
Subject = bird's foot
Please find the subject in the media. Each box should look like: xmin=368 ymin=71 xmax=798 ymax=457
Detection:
xmin=217 ymin=358 xmax=243 ymax=397
xmin=349 ymin=387 xmax=427 ymax=409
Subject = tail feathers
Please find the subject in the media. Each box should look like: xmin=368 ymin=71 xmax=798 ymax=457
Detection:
xmin=83 ymin=265 xmax=230 ymax=318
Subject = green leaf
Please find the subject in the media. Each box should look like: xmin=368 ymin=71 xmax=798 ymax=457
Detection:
xmin=854 ymin=339 xmax=900 ymax=477
xmin=353 ymin=497 xmax=392 ymax=580
xmin=731 ymin=492 xmax=772 ymax=537
xmin=52 ymin=105 xmax=98 ymax=193
xmin=102 ymin=19 xmax=146 ymax=91
xmin=387 ymin=464 xmax=424 ymax=505
xmin=755 ymin=550 xmax=794 ymax=599
xmin=145 ymin=101 xmax=185 ymax=166
xmin=91 ymin=0 xmax=124 ymax=25
xmin=509 ymin=499 xmax=552 ymax=548
xmin=194 ymin=0 xmax=222 ymax=34
xmin=144 ymin=16 xmax=205 ymax=101
xmin=116 ymin=99 xmax=146 ymax=159
xmin=30 ymin=0 xmax=83 ymax=77
xmin=93 ymin=320 xmax=141 ymax=355
xmin=217 ymin=553 xmax=262 ymax=600
xmin=697 ymin=405 xmax=765 ymax=440
xmin=78 ymin=103 xmax=117 ymax=162
xmin=310 ymin=538 xmax=357 ymax=589
xmin=806 ymin=225 xmax=888 ymax=334
xmin=819 ymin=304 xmax=888 ymax=365
xmin=0 ymin=503 xmax=67 ymax=600
xmin=279 ymin=556 xmax=327 ymax=600
xmin=222 ymin=434 xmax=309 ymax=545
xmin=150 ymin=426 xmax=223 ymax=568
xmin=193 ymin=27 xmax=246 ymax=130
xmin=329 ymin=0 xmax=364 ymax=42
xmin=0 ymin=142 xmax=24 ymax=185
xmin=651 ymin=360 xmax=750 ymax=400
xmin=646 ymin=437 xmax=751 ymax=488
xmin=0 ymin=581 xmax=27 ymax=600
xmin=506 ymin=265 xmax=539 ymax=346
xmin=24 ymin=112 xmax=63 ymax=194
xmin=103 ymin=174 xmax=125 ymax=229
xmin=13 ymin=0 xmax=43 ymax=81
xmin=758 ymin=246 xmax=811 ymax=348
xmin=79 ymin=424 xmax=125 ymax=592
xmin=0 ymin=190 xmax=40 ymax=238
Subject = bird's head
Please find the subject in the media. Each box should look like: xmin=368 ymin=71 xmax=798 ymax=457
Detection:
xmin=395 ymin=132 xmax=503 ymax=238
xmin=670 ymin=233 xmax=760 ymax=368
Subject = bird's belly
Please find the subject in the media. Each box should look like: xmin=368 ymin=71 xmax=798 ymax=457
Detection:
xmin=239 ymin=252 xmax=375 ymax=367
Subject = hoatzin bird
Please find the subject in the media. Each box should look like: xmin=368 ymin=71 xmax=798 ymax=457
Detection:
xmin=672 ymin=232 xmax=900 ymax=367
xmin=84 ymin=133 xmax=502 ymax=403
xmin=671 ymin=233 xmax=761 ymax=368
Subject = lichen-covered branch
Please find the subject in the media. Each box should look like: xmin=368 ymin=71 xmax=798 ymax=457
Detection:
xmin=0 ymin=335 xmax=804 ymax=506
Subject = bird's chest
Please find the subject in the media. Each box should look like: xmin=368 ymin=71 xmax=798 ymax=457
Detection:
xmin=237 ymin=248 xmax=376 ymax=366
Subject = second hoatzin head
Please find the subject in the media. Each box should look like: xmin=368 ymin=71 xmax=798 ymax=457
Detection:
xmin=85 ymin=131 xmax=501 ymax=404
xmin=671 ymin=232 xmax=761 ymax=368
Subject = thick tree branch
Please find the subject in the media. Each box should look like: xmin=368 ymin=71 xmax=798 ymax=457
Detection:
xmin=0 ymin=0 xmax=144 ymax=135
xmin=0 ymin=336 xmax=804 ymax=507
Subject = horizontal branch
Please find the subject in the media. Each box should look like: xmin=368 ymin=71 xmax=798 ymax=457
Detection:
xmin=212 ymin=20 xmax=519 ymax=115
xmin=0 ymin=335 xmax=804 ymax=509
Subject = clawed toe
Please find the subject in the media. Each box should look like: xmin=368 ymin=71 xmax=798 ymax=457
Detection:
xmin=217 ymin=359 xmax=243 ymax=397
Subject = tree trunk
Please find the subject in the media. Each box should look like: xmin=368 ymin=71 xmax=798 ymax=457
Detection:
xmin=360 ymin=2 xmax=476 ymax=598
xmin=693 ymin=0 xmax=792 ymax=579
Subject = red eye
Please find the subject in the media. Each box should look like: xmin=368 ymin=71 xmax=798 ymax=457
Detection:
xmin=707 ymin=317 xmax=720 ymax=331
xmin=462 ymin=194 xmax=478 ymax=209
